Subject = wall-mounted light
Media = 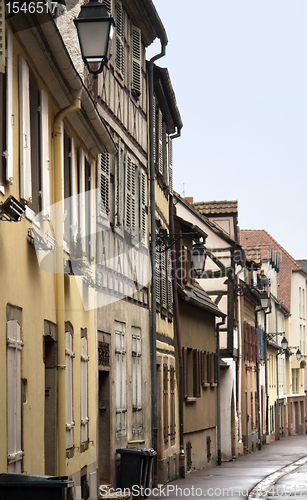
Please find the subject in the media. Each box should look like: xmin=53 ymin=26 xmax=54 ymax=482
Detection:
xmin=191 ymin=240 xmax=207 ymax=278
xmin=74 ymin=0 xmax=114 ymax=78
xmin=0 ymin=195 xmax=25 ymax=222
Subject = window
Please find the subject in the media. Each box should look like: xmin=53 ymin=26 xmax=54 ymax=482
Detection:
xmin=115 ymin=322 xmax=126 ymax=438
xmin=0 ymin=70 xmax=5 ymax=193
xmin=115 ymin=1 xmax=124 ymax=77
xmin=80 ymin=333 xmax=89 ymax=445
xmin=19 ymin=56 xmax=49 ymax=214
xmin=99 ymin=152 xmax=110 ymax=220
xmin=65 ymin=329 xmax=75 ymax=450
xmin=7 ymin=320 xmax=24 ymax=472
xmin=132 ymin=327 xmax=142 ymax=435
xmin=155 ymin=246 xmax=173 ymax=316
xmin=170 ymin=364 xmax=176 ymax=440
xmin=115 ymin=139 xmax=124 ymax=227
xmin=79 ymin=149 xmax=94 ymax=259
xmin=163 ymin=363 xmax=168 ymax=442
xmin=183 ymin=348 xmax=203 ymax=400
xmin=131 ymin=26 xmax=141 ymax=97
xmin=124 ymin=151 xmax=148 ymax=243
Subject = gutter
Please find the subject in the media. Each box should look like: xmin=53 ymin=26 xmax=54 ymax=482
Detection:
xmin=216 ymin=316 xmax=226 ymax=466
xmin=148 ymin=38 xmax=167 ymax=479
xmin=38 ymin=17 xmax=116 ymax=155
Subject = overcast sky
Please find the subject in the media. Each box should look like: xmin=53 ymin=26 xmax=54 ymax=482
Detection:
xmin=148 ymin=0 xmax=307 ymax=260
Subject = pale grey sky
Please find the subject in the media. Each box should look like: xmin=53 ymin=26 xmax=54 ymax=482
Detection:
xmin=148 ymin=0 xmax=307 ymax=259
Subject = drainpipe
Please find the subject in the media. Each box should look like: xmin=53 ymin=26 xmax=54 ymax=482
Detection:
xmin=237 ymin=268 xmax=244 ymax=447
xmin=169 ymin=182 xmax=186 ymax=478
xmin=255 ymin=311 xmax=261 ymax=450
xmin=264 ymin=312 xmax=269 ymax=437
xmin=53 ymin=92 xmax=82 ymax=476
xmin=148 ymin=40 xmax=166 ymax=470
xmin=216 ymin=316 xmax=226 ymax=466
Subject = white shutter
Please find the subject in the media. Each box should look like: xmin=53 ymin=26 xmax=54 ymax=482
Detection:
xmin=80 ymin=337 xmax=89 ymax=443
xmin=6 ymin=30 xmax=13 ymax=184
xmin=158 ymin=108 xmax=163 ymax=175
xmin=40 ymin=89 xmax=50 ymax=216
xmin=7 ymin=320 xmax=24 ymax=472
xmin=168 ymin=136 xmax=173 ymax=195
xmin=79 ymin=148 xmax=86 ymax=253
xmin=70 ymin=138 xmax=78 ymax=241
xmin=115 ymin=1 xmax=124 ymax=77
xmin=99 ymin=152 xmax=110 ymax=218
xmin=65 ymin=332 xmax=75 ymax=449
xmin=115 ymin=140 xmax=123 ymax=226
xmin=0 ymin=0 xmax=4 ymax=73
xmin=125 ymin=153 xmax=136 ymax=230
xmin=139 ymin=168 xmax=147 ymax=244
xmin=152 ymin=95 xmax=156 ymax=165
xmin=167 ymin=249 xmax=173 ymax=313
xmin=131 ymin=26 xmax=141 ymax=96
xmin=19 ymin=56 xmax=32 ymax=202
xmin=155 ymin=249 xmax=161 ymax=305
xmin=132 ymin=328 xmax=141 ymax=410
xmin=115 ymin=324 xmax=126 ymax=438
xmin=161 ymin=251 xmax=167 ymax=309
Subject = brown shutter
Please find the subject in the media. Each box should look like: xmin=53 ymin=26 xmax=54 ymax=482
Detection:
xmin=163 ymin=363 xmax=168 ymax=442
xmin=170 ymin=365 xmax=176 ymax=439
xmin=29 ymin=68 xmax=41 ymax=214
xmin=183 ymin=348 xmax=188 ymax=398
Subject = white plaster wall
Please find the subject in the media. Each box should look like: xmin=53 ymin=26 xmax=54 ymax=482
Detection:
xmin=220 ymin=358 xmax=237 ymax=461
xmin=56 ymin=0 xmax=85 ymax=79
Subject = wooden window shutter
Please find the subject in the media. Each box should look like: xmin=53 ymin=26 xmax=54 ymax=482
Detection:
xmin=29 ymin=67 xmax=40 ymax=214
xmin=0 ymin=0 xmax=4 ymax=74
xmin=155 ymin=249 xmax=161 ymax=305
xmin=115 ymin=140 xmax=123 ymax=226
xmin=104 ymin=0 xmax=112 ymax=14
xmin=255 ymin=390 xmax=258 ymax=428
xmin=6 ymin=30 xmax=13 ymax=184
xmin=70 ymin=138 xmax=78 ymax=241
xmin=7 ymin=320 xmax=24 ymax=472
xmin=170 ymin=365 xmax=176 ymax=439
xmin=65 ymin=331 xmax=75 ymax=449
xmin=167 ymin=249 xmax=173 ymax=314
xmin=214 ymin=353 xmax=218 ymax=384
xmin=161 ymin=251 xmax=167 ymax=309
xmin=152 ymin=95 xmax=156 ymax=165
xmin=80 ymin=336 xmax=89 ymax=444
xmin=125 ymin=153 xmax=136 ymax=230
xmin=115 ymin=2 xmax=124 ymax=77
xmin=244 ymin=322 xmax=247 ymax=361
xmin=183 ymin=347 xmax=188 ymax=398
xmin=139 ymin=168 xmax=147 ymax=243
xmin=0 ymin=71 xmax=5 ymax=192
xmin=19 ymin=56 xmax=32 ymax=203
xmin=131 ymin=26 xmax=141 ymax=97
xmin=157 ymin=108 xmax=163 ymax=175
xmin=251 ymin=392 xmax=254 ymax=428
xmin=168 ymin=136 xmax=173 ymax=195
xmin=40 ymin=89 xmax=50 ymax=217
xmin=207 ymin=353 xmax=212 ymax=384
xmin=193 ymin=350 xmax=200 ymax=397
xmin=163 ymin=363 xmax=169 ymax=442
xmin=132 ymin=328 xmax=142 ymax=410
xmin=99 ymin=152 xmax=110 ymax=218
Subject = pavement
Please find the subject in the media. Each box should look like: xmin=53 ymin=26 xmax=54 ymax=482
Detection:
xmin=145 ymin=435 xmax=307 ymax=500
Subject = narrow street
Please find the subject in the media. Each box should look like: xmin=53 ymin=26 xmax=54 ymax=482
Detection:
xmin=148 ymin=435 xmax=307 ymax=499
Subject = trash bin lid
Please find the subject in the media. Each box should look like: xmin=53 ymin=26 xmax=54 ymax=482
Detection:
xmin=116 ymin=448 xmax=157 ymax=457
xmin=0 ymin=474 xmax=73 ymax=488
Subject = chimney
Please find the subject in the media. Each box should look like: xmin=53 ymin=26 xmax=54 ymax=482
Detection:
xmin=185 ymin=197 xmax=194 ymax=204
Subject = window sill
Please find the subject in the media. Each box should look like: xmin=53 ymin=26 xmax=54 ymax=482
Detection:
xmin=185 ymin=397 xmax=197 ymax=404
xmin=202 ymin=383 xmax=210 ymax=388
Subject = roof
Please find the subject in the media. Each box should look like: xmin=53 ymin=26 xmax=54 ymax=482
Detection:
xmin=174 ymin=192 xmax=241 ymax=249
xmin=193 ymin=200 xmax=238 ymax=216
xmin=178 ymin=282 xmax=225 ymax=318
xmin=297 ymin=260 xmax=307 ymax=272
xmin=241 ymin=230 xmax=306 ymax=310
xmin=153 ymin=66 xmax=183 ymax=134
xmin=124 ymin=0 xmax=168 ymax=47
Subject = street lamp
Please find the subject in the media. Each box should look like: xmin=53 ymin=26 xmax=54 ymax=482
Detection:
xmin=259 ymin=291 xmax=270 ymax=310
xmin=191 ymin=241 xmax=207 ymax=278
xmin=296 ymin=348 xmax=302 ymax=361
xmin=74 ymin=0 xmax=114 ymax=78
xmin=281 ymin=336 xmax=288 ymax=350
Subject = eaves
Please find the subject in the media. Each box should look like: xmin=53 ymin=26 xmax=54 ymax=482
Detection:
xmin=153 ymin=66 xmax=183 ymax=134
xmin=123 ymin=0 xmax=168 ymax=47
xmin=10 ymin=13 xmax=116 ymax=156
